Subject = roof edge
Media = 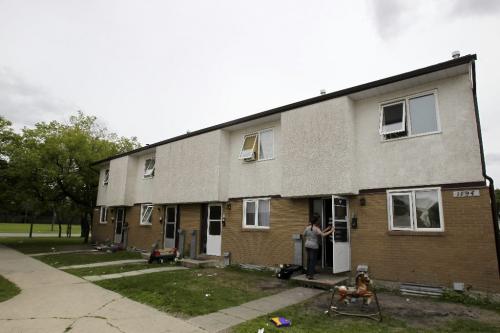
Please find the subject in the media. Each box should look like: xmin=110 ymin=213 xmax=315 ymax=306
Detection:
xmin=92 ymin=54 xmax=477 ymax=166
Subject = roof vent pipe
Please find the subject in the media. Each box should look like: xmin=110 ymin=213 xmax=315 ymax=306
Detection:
xmin=320 ymin=89 xmax=326 ymax=95
xmin=452 ymin=51 xmax=460 ymax=59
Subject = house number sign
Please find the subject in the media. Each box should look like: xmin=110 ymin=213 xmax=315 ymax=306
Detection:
xmin=453 ymin=190 xmax=480 ymax=198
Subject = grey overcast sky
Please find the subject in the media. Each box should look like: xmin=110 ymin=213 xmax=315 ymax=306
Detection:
xmin=1 ymin=0 xmax=500 ymax=183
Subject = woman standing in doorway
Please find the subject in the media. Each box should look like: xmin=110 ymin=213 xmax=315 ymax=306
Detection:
xmin=304 ymin=214 xmax=334 ymax=280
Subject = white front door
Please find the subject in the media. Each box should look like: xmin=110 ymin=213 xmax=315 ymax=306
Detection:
xmin=206 ymin=204 xmax=222 ymax=256
xmin=332 ymin=196 xmax=351 ymax=273
xmin=164 ymin=206 xmax=177 ymax=248
xmin=114 ymin=208 xmax=125 ymax=244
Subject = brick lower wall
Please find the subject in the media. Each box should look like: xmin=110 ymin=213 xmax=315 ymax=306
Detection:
xmin=179 ymin=204 xmax=202 ymax=256
xmin=91 ymin=207 xmax=114 ymax=243
xmin=222 ymin=198 xmax=309 ymax=266
xmin=125 ymin=205 xmax=163 ymax=251
xmin=350 ymin=187 xmax=500 ymax=293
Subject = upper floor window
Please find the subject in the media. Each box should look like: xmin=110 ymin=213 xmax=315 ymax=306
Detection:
xmin=243 ymin=198 xmax=270 ymax=229
xmin=103 ymin=169 xmax=110 ymax=185
xmin=140 ymin=203 xmax=153 ymax=225
xmin=239 ymin=129 xmax=274 ymax=161
xmin=143 ymin=158 xmax=155 ymax=178
xmin=99 ymin=206 xmax=108 ymax=224
xmin=380 ymin=91 xmax=439 ymax=140
xmin=387 ymin=188 xmax=444 ymax=232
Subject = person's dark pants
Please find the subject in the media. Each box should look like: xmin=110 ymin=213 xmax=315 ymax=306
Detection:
xmin=306 ymin=247 xmax=318 ymax=277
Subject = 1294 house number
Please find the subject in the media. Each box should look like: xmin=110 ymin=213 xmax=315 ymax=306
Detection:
xmin=453 ymin=190 xmax=480 ymax=198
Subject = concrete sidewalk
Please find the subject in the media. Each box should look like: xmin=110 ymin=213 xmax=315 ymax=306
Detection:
xmin=0 ymin=245 xmax=204 ymax=333
xmin=189 ymin=287 xmax=324 ymax=332
xmin=84 ymin=266 xmax=188 ymax=282
xmin=58 ymin=259 xmax=147 ymax=270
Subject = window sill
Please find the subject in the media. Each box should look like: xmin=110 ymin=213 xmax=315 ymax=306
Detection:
xmin=143 ymin=176 xmax=154 ymax=180
xmin=99 ymin=222 xmax=107 ymax=224
xmin=242 ymin=227 xmax=270 ymax=232
xmin=387 ymin=230 xmax=444 ymax=236
xmin=381 ymin=130 xmax=442 ymax=143
xmin=140 ymin=223 xmax=152 ymax=227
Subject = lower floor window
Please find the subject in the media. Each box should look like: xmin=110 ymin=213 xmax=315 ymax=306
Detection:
xmin=388 ymin=188 xmax=443 ymax=231
xmin=140 ymin=204 xmax=153 ymax=225
xmin=243 ymin=198 xmax=270 ymax=229
xmin=100 ymin=206 xmax=107 ymax=223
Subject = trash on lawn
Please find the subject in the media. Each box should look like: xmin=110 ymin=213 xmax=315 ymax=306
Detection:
xmin=205 ymin=293 xmax=211 ymax=297
xmin=257 ymin=328 xmax=265 ymax=333
xmin=270 ymin=317 xmax=291 ymax=327
xmin=197 ymin=273 xmax=203 ymax=277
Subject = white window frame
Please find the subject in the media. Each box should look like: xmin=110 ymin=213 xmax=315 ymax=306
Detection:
xmin=379 ymin=90 xmax=441 ymax=141
xmin=140 ymin=203 xmax=154 ymax=225
xmin=143 ymin=158 xmax=155 ymax=178
xmin=99 ymin=206 xmax=108 ymax=224
xmin=387 ymin=187 xmax=444 ymax=232
xmin=103 ymin=169 xmax=110 ymax=185
xmin=242 ymin=198 xmax=271 ymax=229
xmin=239 ymin=128 xmax=275 ymax=162
xmin=379 ymin=100 xmax=406 ymax=135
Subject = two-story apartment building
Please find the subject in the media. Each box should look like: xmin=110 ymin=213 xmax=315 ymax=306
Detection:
xmin=92 ymin=54 xmax=499 ymax=293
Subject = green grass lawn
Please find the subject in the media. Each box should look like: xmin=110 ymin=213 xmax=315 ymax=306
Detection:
xmin=0 ymin=275 xmax=20 ymax=302
xmin=96 ymin=266 xmax=290 ymax=317
xmin=232 ymin=301 xmax=500 ymax=333
xmin=0 ymin=223 xmax=81 ymax=235
xmin=0 ymin=237 xmax=88 ymax=254
xmin=36 ymin=251 xmax=143 ymax=267
xmin=64 ymin=262 xmax=155 ymax=276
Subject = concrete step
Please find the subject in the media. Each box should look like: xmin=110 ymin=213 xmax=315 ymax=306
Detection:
xmin=180 ymin=258 xmax=221 ymax=268
xmin=291 ymin=273 xmax=348 ymax=290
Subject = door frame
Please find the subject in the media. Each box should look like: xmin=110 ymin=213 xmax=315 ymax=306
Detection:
xmin=206 ymin=203 xmax=223 ymax=256
xmin=114 ymin=207 xmax=125 ymax=244
xmin=164 ymin=205 xmax=178 ymax=249
xmin=332 ymin=195 xmax=351 ymax=274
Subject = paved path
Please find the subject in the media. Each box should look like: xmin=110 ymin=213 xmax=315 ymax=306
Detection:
xmin=59 ymin=259 xmax=147 ymax=270
xmin=0 ymin=245 xmax=204 ymax=333
xmin=84 ymin=266 xmax=188 ymax=281
xmin=188 ymin=287 xmax=324 ymax=332
xmin=30 ymin=249 xmax=97 ymax=257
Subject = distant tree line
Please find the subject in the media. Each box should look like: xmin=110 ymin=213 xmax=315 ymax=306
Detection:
xmin=0 ymin=112 xmax=140 ymax=242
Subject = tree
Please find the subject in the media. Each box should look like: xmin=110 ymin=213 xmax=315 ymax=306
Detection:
xmin=2 ymin=112 xmax=140 ymax=242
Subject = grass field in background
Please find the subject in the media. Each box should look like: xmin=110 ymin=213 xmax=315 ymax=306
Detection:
xmin=0 ymin=237 xmax=87 ymax=254
xmin=0 ymin=223 xmax=81 ymax=235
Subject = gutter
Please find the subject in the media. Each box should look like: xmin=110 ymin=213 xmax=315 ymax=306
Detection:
xmin=470 ymin=59 xmax=500 ymax=277
xmin=92 ymin=54 xmax=477 ymax=166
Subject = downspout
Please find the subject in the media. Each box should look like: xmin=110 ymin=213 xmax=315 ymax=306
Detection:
xmin=470 ymin=59 xmax=500 ymax=276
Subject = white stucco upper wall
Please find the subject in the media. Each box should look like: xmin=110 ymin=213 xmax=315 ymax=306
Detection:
xmin=353 ymin=73 xmax=483 ymax=190
xmin=96 ymin=156 xmax=128 ymax=206
xmin=281 ymin=96 xmax=356 ymax=197
xmin=152 ymin=130 xmax=223 ymax=204
xmin=226 ymin=120 xmax=282 ymax=198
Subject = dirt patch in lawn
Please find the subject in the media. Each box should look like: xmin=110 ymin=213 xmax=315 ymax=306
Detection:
xmin=308 ymin=292 xmax=500 ymax=329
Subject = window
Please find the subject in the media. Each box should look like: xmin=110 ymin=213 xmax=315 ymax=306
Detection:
xmin=388 ymin=188 xmax=443 ymax=232
xmin=380 ymin=91 xmax=439 ymax=140
xmin=143 ymin=158 xmax=155 ymax=178
xmin=103 ymin=169 xmax=110 ymax=185
xmin=239 ymin=129 xmax=274 ymax=161
xmin=243 ymin=198 xmax=270 ymax=229
xmin=140 ymin=203 xmax=153 ymax=225
xmin=99 ymin=206 xmax=108 ymax=224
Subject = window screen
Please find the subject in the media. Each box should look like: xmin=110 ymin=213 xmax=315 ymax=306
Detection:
xmin=144 ymin=159 xmax=155 ymax=177
xmin=258 ymin=130 xmax=274 ymax=160
xmin=258 ymin=199 xmax=270 ymax=227
xmin=415 ymin=190 xmax=441 ymax=229
xmin=245 ymin=201 xmax=256 ymax=226
xmin=391 ymin=194 xmax=412 ymax=229
xmin=409 ymin=94 xmax=438 ymax=135
xmin=103 ymin=169 xmax=109 ymax=184
xmin=381 ymin=102 xmax=405 ymax=134
xmin=141 ymin=204 xmax=153 ymax=224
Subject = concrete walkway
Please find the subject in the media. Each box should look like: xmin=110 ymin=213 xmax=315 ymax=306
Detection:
xmin=84 ymin=266 xmax=188 ymax=282
xmin=189 ymin=287 xmax=324 ymax=332
xmin=30 ymin=249 xmax=97 ymax=257
xmin=0 ymin=245 xmax=204 ymax=333
xmin=58 ymin=259 xmax=147 ymax=270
